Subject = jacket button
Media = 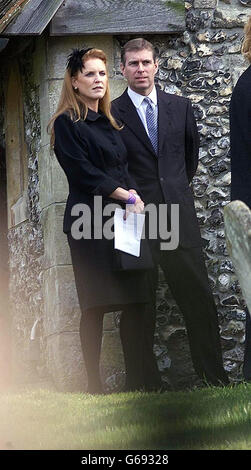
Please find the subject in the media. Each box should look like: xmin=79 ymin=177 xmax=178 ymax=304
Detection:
xmin=160 ymin=177 xmax=164 ymax=182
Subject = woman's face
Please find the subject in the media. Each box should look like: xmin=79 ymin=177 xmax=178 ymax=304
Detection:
xmin=72 ymin=57 xmax=108 ymax=110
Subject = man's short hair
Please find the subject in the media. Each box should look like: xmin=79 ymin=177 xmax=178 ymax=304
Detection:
xmin=121 ymin=38 xmax=158 ymax=66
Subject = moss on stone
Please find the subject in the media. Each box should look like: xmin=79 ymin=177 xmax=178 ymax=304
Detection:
xmin=165 ymin=0 xmax=185 ymax=14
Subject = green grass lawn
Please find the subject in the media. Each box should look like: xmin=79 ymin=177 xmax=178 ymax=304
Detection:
xmin=0 ymin=383 xmax=251 ymax=450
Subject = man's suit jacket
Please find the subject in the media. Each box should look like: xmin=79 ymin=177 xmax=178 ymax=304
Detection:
xmin=112 ymin=87 xmax=202 ymax=248
xmin=230 ymin=64 xmax=251 ymax=209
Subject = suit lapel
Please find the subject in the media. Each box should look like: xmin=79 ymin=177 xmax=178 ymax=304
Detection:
xmin=117 ymin=90 xmax=156 ymax=156
xmin=116 ymin=88 xmax=173 ymax=156
xmin=156 ymin=87 xmax=172 ymax=156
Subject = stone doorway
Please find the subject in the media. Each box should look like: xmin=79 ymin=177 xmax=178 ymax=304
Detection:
xmin=0 ymin=145 xmax=11 ymax=389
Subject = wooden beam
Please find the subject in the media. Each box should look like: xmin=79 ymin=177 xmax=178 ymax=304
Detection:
xmin=2 ymin=0 xmax=65 ymax=36
xmin=0 ymin=0 xmax=29 ymax=34
xmin=50 ymin=0 xmax=185 ymax=36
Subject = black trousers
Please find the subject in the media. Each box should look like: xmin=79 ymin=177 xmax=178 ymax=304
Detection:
xmin=145 ymin=241 xmax=229 ymax=386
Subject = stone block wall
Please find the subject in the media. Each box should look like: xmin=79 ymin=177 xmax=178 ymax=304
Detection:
xmin=1 ymin=0 xmax=250 ymax=391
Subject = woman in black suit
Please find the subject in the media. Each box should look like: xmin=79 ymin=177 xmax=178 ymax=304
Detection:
xmin=48 ymin=47 xmax=151 ymax=394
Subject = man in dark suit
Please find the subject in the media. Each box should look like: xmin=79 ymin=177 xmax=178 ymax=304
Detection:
xmin=230 ymin=15 xmax=251 ymax=381
xmin=112 ymin=38 xmax=229 ymax=388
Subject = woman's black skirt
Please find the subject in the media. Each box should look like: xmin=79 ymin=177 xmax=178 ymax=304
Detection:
xmin=67 ymin=234 xmax=152 ymax=312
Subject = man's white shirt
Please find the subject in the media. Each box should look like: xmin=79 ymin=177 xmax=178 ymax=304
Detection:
xmin=127 ymin=86 xmax=158 ymax=137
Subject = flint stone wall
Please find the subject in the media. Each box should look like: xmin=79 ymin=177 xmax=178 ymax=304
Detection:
xmin=3 ymin=0 xmax=250 ymax=391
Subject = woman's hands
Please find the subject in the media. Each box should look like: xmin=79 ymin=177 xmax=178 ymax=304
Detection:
xmin=108 ymin=187 xmax=145 ymax=219
xmin=124 ymin=190 xmax=144 ymax=220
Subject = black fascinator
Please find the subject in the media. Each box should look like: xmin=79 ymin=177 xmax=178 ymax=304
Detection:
xmin=66 ymin=47 xmax=93 ymax=76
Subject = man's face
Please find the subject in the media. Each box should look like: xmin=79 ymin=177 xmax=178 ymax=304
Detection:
xmin=120 ymin=49 xmax=158 ymax=96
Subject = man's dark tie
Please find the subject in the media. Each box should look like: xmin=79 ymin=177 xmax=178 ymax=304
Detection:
xmin=144 ymin=97 xmax=158 ymax=155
